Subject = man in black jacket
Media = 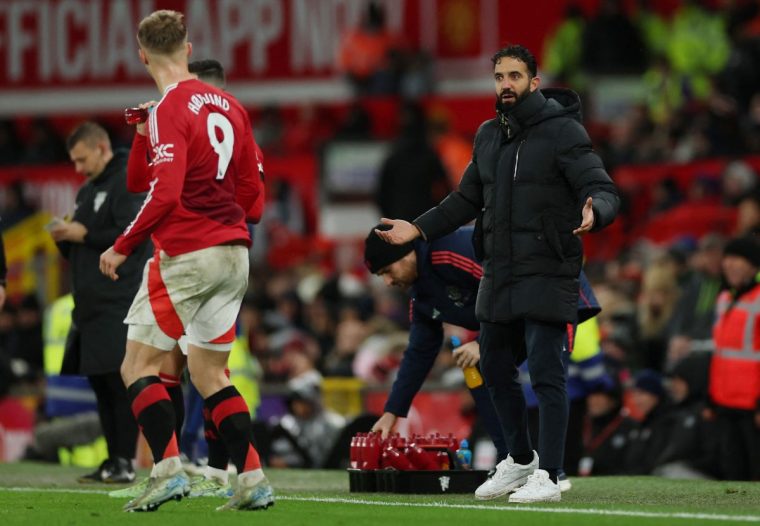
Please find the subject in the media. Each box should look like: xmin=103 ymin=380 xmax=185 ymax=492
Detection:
xmin=50 ymin=122 xmax=151 ymax=483
xmin=377 ymin=45 xmax=619 ymax=502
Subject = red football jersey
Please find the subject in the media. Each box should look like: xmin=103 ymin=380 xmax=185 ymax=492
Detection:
xmin=115 ymin=79 xmax=263 ymax=257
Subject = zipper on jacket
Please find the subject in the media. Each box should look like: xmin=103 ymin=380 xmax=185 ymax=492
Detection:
xmin=512 ymin=140 xmax=524 ymax=181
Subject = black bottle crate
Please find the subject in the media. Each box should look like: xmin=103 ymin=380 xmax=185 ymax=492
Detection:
xmin=348 ymin=469 xmax=488 ymax=494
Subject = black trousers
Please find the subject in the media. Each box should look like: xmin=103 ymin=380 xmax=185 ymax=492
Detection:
xmin=88 ymin=372 xmax=138 ymax=461
xmin=716 ymin=408 xmax=760 ymax=481
xmin=528 ymin=398 xmax=586 ymax=475
xmin=480 ymin=319 xmax=568 ymax=471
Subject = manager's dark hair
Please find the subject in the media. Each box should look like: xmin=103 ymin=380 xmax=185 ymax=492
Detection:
xmin=189 ymin=59 xmax=226 ymax=89
xmin=491 ymin=45 xmax=537 ymax=78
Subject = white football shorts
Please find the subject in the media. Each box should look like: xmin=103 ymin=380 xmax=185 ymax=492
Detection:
xmin=125 ymin=244 xmax=248 ymax=352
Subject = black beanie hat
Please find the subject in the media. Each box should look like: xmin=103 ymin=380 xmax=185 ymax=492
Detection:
xmin=364 ymin=224 xmax=415 ymax=274
xmin=724 ymin=235 xmax=760 ymax=267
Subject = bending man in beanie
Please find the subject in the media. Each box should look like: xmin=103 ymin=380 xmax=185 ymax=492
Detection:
xmin=364 ymin=224 xmax=600 ymax=491
xmin=708 ymin=235 xmax=760 ymax=480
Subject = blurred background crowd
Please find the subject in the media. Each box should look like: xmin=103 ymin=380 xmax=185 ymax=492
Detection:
xmin=1 ymin=0 xmax=759 ymax=481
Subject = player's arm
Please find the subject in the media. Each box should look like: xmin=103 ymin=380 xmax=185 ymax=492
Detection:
xmin=127 ymin=132 xmax=152 ymax=193
xmin=113 ymin=107 xmax=187 ymax=256
xmin=236 ymin=121 xmax=265 ymax=223
xmin=382 ymin=304 xmax=444 ymax=418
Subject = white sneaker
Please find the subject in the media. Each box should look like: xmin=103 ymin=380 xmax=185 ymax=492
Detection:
xmin=474 ymin=451 xmax=538 ymax=500
xmin=558 ymin=474 xmax=571 ymax=492
xmin=509 ymin=469 xmax=561 ymax=503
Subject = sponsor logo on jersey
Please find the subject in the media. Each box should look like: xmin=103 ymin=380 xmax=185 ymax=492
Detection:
xmin=151 ymin=143 xmax=175 ymax=165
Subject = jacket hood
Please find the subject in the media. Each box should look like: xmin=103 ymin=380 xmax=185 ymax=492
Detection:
xmin=499 ymin=88 xmax=582 ymax=136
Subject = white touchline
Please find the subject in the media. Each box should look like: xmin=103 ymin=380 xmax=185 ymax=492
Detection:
xmin=2 ymin=487 xmax=759 ymax=523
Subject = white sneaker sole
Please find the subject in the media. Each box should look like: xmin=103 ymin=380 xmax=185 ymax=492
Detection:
xmin=509 ymin=492 xmax=561 ymax=504
xmin=474 ymin=476 xmax=530 ymax=500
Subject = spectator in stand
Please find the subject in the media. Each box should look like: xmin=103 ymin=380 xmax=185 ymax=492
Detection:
xmin=735 ymin=190 xmax=760 ymax=235
xmin=667 ymin=0 xmax=730 ymax=103
xmin=336 ymin=2 xmax=399 ymax=95
xmin=252 ymin=105 xmax=284 ymax=156
xmin=634 ymin=0 xmax=669 ymax=61
xmin=0 ymin=182 xmax=36 ymax=229
xmin=322 ymin=313 xmax=370 ymax=378
xmin=429 ymin=109 xmax=473 ymax=189
xmin=636 ymin=255 xmax=681 ymax=371
xmin=14 ymin=295 xmax=44 ymax=378
xmin=623 ymin=369 xmax=675 ymax=475
xmin=268 ymin=369 xmax=345 ymax=469
xmin=641 ymin=57 xmax=685 ymax=126
xmin=579 ymin=377 xmax=635 ymax=476
xmin=708 ymin=235 xmax=760 ymax=481
xmin=582 ymin=0 xmax=647 ymax=75
xmin=333 ymin=103 xmax=373 ymax=141
xmin=0 ymin=120 xmax=22 ymax=166
xmin=721 ymin=160 xmax=757 ymax=206
xmin=654 ymin=353 xmax=719 ymax=479
xmin=542 ymin=4 xmax=587 ymax=90
xmin=721 ymin=2 xmax=760 ymax=113
xmin=648 ymin=177 xmax=683 ymax=216
xmin=667 ymin=234 xmax=725 ymax=368
xmin=375 ymin=102 xmax=449 ymax=222
xmin=20 ymin=118 xmax=68 ymax=164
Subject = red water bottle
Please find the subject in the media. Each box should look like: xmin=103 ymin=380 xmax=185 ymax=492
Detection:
xmin=406 ymin=444 xmax=439 ymax=470
xmin=364 ymin=433 xmax=380 ymax=470
xmin=437 ymin=450 xmax=450 ymax=470
xmin=350 ymin=435 xmax=358 ymax=469
xmin=382 ymin=446 xmax=415 ymax=471
xmin=124 ymin=106 xmax=149 ymax=125
xmin=357 ymin=433 xmax=366 ymax=469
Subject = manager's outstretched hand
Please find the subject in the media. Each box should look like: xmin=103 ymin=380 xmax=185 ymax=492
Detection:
xmin=573 ymin=197 xmax=595 ymax=236
xmin=375 ymin=218 xmax=421 ymax=245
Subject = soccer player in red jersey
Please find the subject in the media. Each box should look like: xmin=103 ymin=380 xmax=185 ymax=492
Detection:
xmin=99 ymin=10 xmax=272 ymax=512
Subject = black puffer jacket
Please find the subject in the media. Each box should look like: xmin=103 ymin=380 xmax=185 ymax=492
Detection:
xmin=415 ymin=88 xmax=619 ymax=324
xmin=56 ymin=149 xmax=152 ymax=374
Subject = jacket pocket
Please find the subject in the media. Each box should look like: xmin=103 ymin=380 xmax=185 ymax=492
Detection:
xmin=541 ymin=214 xmax=565 ymax=262
xmin=472 ymin=208 xmax=485 ymax=261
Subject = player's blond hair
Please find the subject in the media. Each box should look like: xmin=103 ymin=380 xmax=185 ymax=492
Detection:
xmin=137 ymin=10 xmax=187 ymax=55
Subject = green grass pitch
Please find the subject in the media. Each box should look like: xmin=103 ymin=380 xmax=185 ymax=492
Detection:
xmin=1 ymin=463 xmax=759 ymax=525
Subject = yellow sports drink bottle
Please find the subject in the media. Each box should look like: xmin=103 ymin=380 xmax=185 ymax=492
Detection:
xmin=449 ymin=336 xmax=484 ymax=388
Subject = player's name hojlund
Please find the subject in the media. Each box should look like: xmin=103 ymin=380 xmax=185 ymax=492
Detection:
xmin=188 ymin=92 xmax=230 ymax=115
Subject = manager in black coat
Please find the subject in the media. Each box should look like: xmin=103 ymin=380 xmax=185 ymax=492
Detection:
xmin=378 ymin=45 xmax=619 ymax=503
xmin=50 ymin=122 xmax=152 ymax=483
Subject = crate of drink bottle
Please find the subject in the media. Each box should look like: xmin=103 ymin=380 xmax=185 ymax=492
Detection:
xmin=347 ymin=432 xmax=489 ymax=494
xmin=349 ymin=432 xmax=459 ymax=471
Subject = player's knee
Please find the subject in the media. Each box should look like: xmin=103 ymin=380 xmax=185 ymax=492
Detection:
xmin=188 ymin=363 xmax=226 ymax=396
xmin=120 ymin=360 xmax=135 ymax=388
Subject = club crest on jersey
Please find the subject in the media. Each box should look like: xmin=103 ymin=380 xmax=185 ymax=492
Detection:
xmin=152 ymin=143 xmax=175 ymax=165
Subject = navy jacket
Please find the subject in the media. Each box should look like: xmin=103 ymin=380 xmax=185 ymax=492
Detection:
xmin=385 ymin=226 xmax=599 ymax=416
